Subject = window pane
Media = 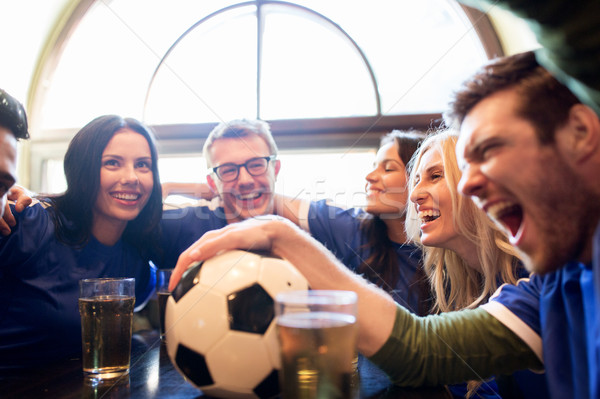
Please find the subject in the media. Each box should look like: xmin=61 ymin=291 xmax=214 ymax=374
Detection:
xmin=37 ymin=0 xmax=489 ymax=131
xmin=159 ymin=156 xmax=207 ymax=183
xmin=144 ymin=6 xmax=258 ymax=124
xmin=275 ymin=151 xmax=374 ymax=208
xmin=38 ymin=0 xmax=244 ymax=129
xmin=260 ymin=5 xmax=377 ymax=119
xmin=290 ymin=0 xmax=488 ymax=114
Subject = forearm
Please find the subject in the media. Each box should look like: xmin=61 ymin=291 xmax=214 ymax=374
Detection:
xmin=370 ymin=305 xmax=542 ymax=387
xmin=267 ymin=219 xmax=398 ymax=356
xmin=273 ymin=194 xmax=311 ymax=228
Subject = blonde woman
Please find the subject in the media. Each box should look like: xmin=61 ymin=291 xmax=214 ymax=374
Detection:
xmin=406 ymin=129 xmax=546 ymax=398
xmin=406 ymin=129 xmax=522 ymax=312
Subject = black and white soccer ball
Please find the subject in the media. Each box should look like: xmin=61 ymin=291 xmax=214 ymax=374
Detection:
xmin=165 ymin=249 xmax=309 ymax=399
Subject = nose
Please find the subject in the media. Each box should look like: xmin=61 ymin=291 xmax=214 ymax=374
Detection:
xmin=237 ymin=165 xmax=254 ymax=185
xmin=121 ymin=164 xmax=139 ymax=184
xmin=365 ymin=167 xmax=379 ymax=185
xmin=409 ymin=180 xmax=426 ymax=205
xmin=457 ymin=164 xmax=486 ymax=198
xmin=366 ymin=169 xmax=377 ymax=182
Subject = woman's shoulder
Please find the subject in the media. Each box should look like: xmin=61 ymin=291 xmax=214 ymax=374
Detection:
xmin=310 ymin=199 xmax=366 ymax=221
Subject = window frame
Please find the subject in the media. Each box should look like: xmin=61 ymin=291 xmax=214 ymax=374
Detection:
xmin=24 ymin=0 xmax=503 ymax=191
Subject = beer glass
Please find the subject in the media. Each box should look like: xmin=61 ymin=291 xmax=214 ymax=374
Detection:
xmin=156 ymin=268 xmax=173 ymax=341
xmin=275 ymin=290 xmax=358 ymax=399
xmin=79 ymin=278 xmax=135 ymax=380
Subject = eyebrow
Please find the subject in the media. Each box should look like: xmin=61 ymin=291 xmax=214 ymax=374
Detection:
xmin=217 ymin=156 xmax=269 ymax=167
xmin=102 ymin=154 xmax=152 ymax=160
xmin=420 ymin=161 xmax=444 ymax=175
xmin=378 ymin=159 xmax=404 ymax=166
xmin=463 ymin=131 xmax=499 ymax=160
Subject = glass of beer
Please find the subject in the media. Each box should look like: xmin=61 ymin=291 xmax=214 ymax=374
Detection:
xmin=79 ymin=278 xmax=136 ymax=380
xmin=156 ymin=268 xmax=173 ymax=341
xmin=275 ymin=290 xmax=358 ymax=399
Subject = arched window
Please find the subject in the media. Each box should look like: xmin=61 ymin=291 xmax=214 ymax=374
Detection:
xmin=29 ymin=0 xmax=501 ymax=206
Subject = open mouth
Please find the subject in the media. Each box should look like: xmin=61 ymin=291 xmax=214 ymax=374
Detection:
xmin=418 ymin=209 xmax=440 ymax=223
xmin=111 ymin=192 xmax=140 ymax=202
xmin=487 ymin=201 xmax=523 ymax=237
xmin=236 ymin=192 xmax=263 ymax=201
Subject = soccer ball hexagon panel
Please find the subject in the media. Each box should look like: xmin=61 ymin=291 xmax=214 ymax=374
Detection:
xmin=165 ymin=250 xmax=309 ymax=399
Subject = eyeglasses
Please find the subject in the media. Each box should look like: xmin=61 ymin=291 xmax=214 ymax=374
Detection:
xmin=211 ymin=155 xmax=276 ymax=182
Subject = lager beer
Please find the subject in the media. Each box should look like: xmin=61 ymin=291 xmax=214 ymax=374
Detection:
xmin=277 ymin=311 xmax=358 ymax=399
xmin=79 ymin=295 xmax=135 ymax=379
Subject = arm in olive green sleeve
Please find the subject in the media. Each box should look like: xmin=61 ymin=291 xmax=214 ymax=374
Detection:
xmin=368 ymin=305 xmax=542 ymax=387
xmin=460 ymin=0 xmax=600 ymax=115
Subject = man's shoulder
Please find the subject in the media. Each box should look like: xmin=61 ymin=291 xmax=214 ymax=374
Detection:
xmin=8 ymin=200 xmax=53 ymax=230
xmin=309 ymin=199 xmax=365 ymax=225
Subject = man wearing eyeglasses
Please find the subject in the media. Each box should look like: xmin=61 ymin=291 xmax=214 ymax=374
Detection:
xmin=203 ymin=119 xmax=281 ymax=223
xmin=157 ymin=119 xmax=281 ymax=268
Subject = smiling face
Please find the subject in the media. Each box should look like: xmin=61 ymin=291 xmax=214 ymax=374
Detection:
xmin=456 ymin=88 xmax=594 ymax=273
xmin=409 ymin=147 xmax=467 ymax=252
xmin=207 ymin=134 xmax=280 ymax=223
xmin=0 ymin=127 xmax=17 ymax=219
xmin=365 ymin=142 xmax=409 ymax=217
xmin=93 ymin=129 xmax=154 ymax=237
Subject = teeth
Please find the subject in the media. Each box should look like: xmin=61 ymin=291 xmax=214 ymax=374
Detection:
xmin=112 ymin=193 xmax=139 ymax=201
xmin=237 ymin=192 xmax=261 ymax=200
xmin=486 ymin=200 xmax=514 ymax=219
xmin=418 ymin=209 xmax=440 ymax=220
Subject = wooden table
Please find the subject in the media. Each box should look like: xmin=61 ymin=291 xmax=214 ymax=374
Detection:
xmin=0 ymin=330 xmax=450 ymax=399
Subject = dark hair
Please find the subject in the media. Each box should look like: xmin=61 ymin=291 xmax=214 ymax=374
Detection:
xmin=0 ymin=88 xmax=29 ymax=140
xmin=358 ymin=130 xmax=430 ymax=315
xmin=43 ymin=115 xmax=162 ymax=258
xmin=445 ymin=51 xmax=581 ymax=144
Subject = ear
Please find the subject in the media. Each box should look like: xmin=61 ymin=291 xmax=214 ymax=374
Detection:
xmin=273 ymin=159 xmax=281 ymax=178
xmin=560 ymin=104 xmax=600 ymax=164
xmin=206 ymin=174 xmax=219 ymax=194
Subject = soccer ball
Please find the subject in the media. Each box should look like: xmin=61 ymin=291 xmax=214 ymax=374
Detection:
xmin=165 ymin=249 xmax=309 ymax=399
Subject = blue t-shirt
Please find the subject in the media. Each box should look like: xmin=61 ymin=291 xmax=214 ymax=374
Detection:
xmin=482 ymin=231 xmax=600 ymax=398
xmin=306 ymin=200 xmax=423 ymax=313
xmin=0 ymin=203 xmax=155 ymax=370
xmin=155 ymin=205 xmax=228 ymax=269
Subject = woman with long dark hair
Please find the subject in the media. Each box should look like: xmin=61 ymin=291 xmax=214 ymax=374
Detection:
xmin=0 ymin=115 xmax=162 ymax=370
xmin=276 ymin=130 xmax=429 ymax=314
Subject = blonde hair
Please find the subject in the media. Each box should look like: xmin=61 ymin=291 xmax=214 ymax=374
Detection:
xmin=405 ymin=129 xmax=522 ymax=313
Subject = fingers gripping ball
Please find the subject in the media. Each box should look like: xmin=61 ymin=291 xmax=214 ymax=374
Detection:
xmin=165 ymin=250 xmax=309 ymax=399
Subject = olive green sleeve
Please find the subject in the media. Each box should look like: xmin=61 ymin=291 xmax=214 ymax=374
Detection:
xmin=368 ymin=305 xmax=542 ymax=387
xmin=460 ymin=0 xmax=600 ymax=115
